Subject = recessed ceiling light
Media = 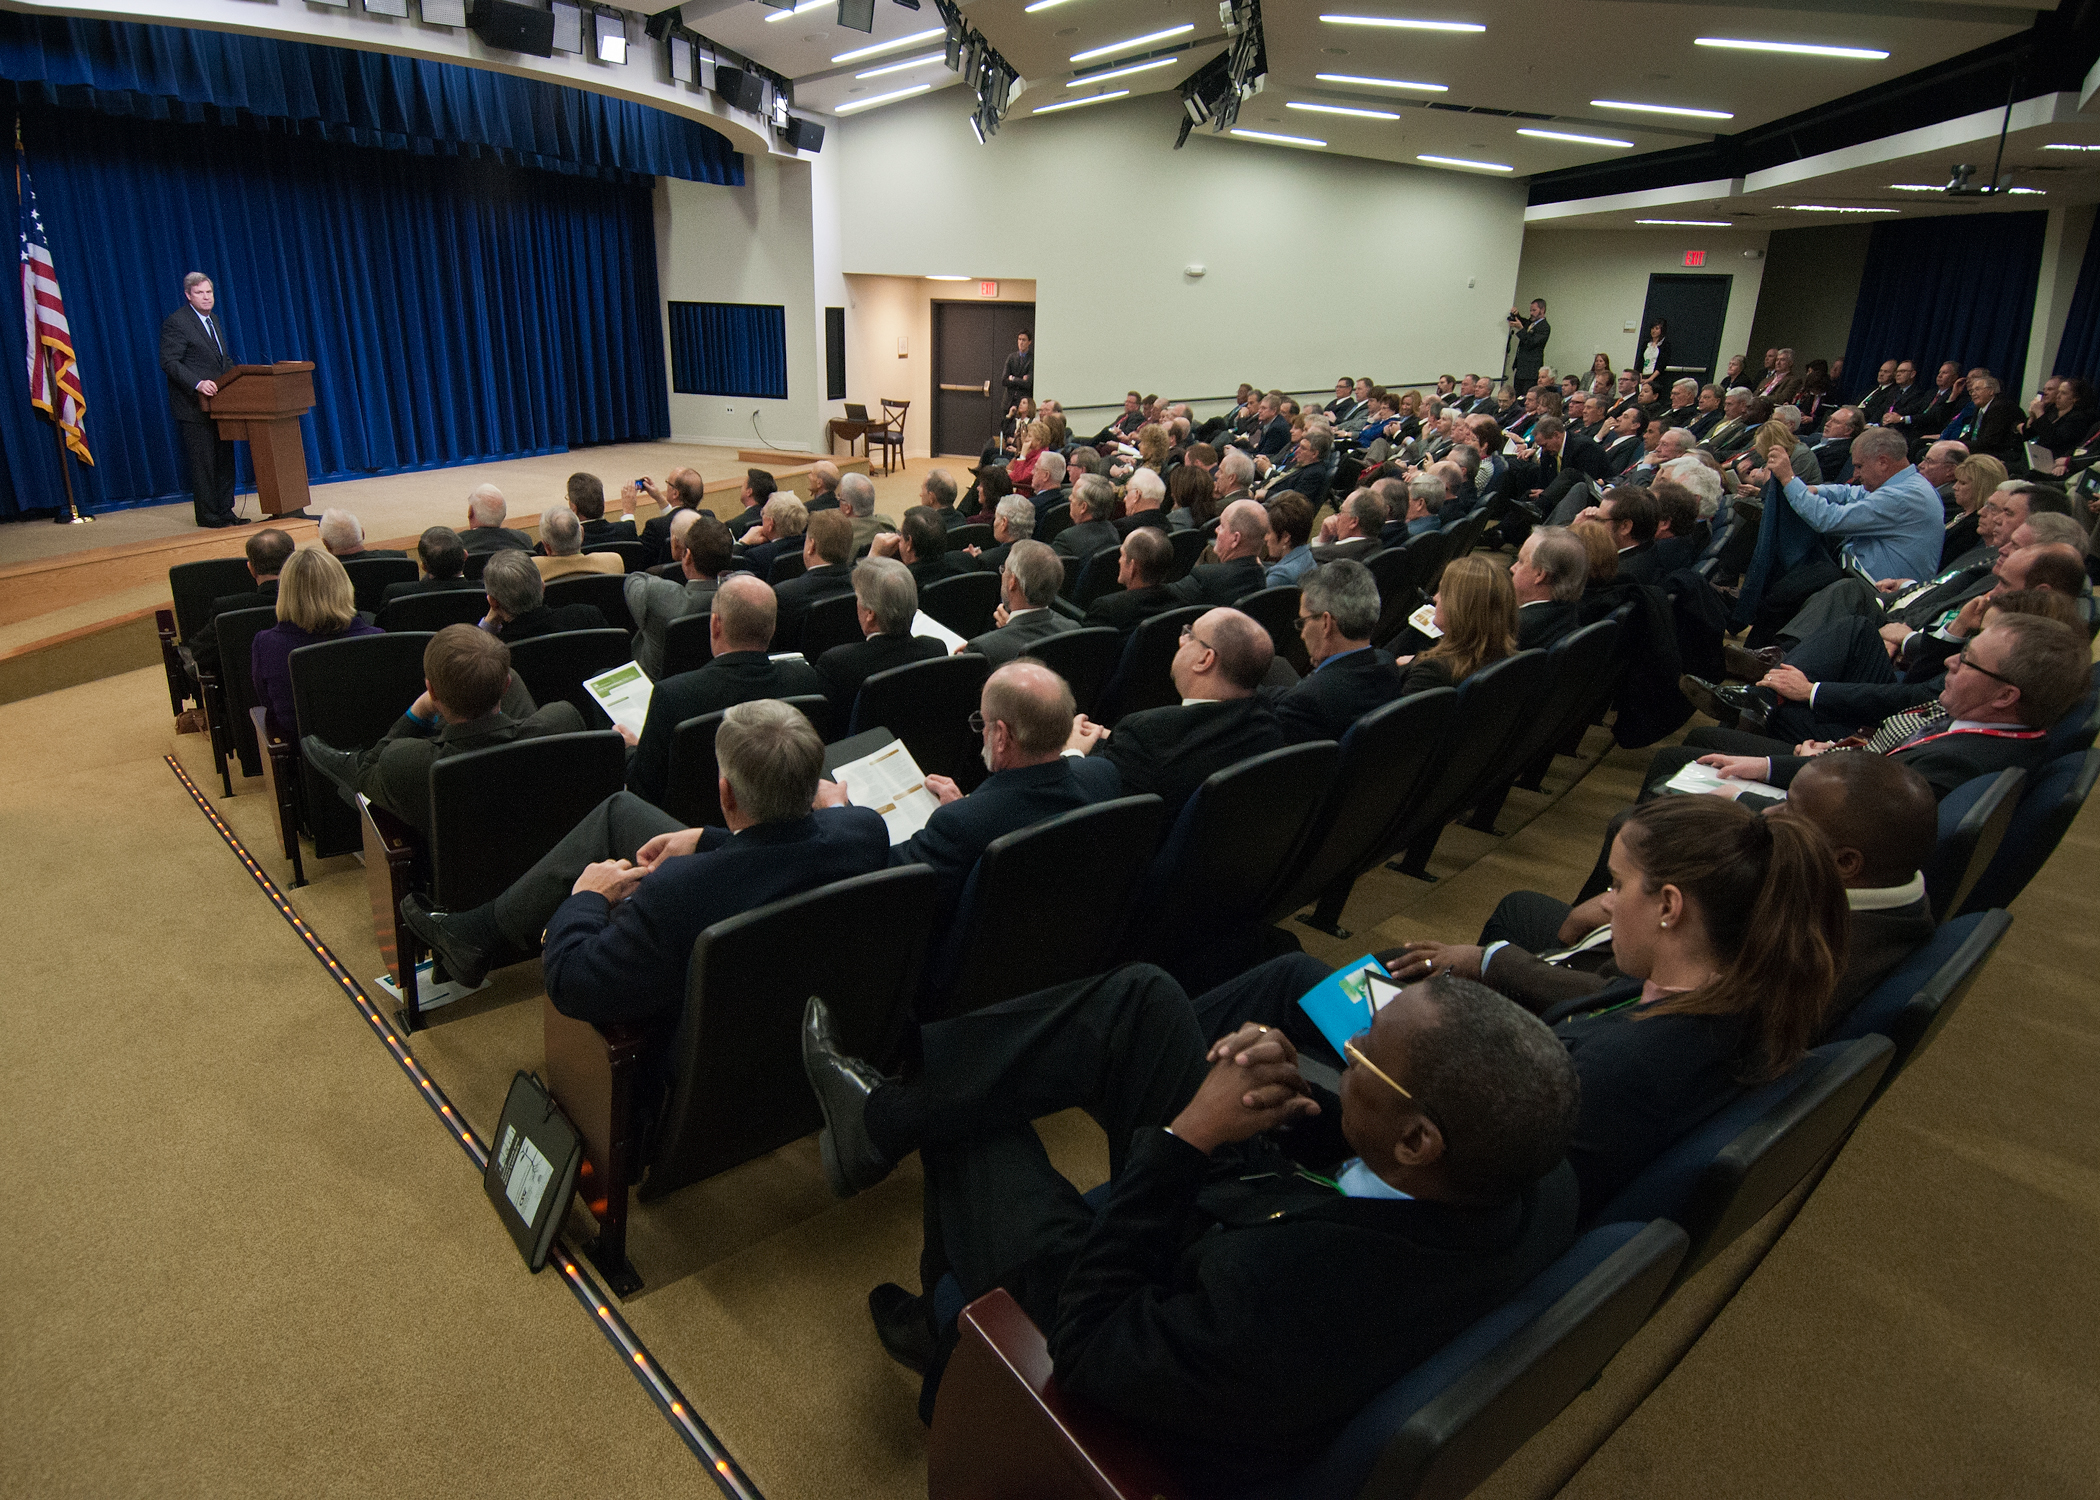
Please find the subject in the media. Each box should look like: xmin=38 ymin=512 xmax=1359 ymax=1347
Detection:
xmin=1694 ymin=37 xmax=1888 ymax=60
xmin=1591 ymin=98 xmax=1733 ymax=119
xmin=1783 ymin=204 xmax=1898 ymax=213
xmin=832 ymin=27 xmax=947 ymax=65
xmin=1321 ymin=15 xmax=1486 ymax=33
xmin=1518 ymin=128 xmax=1634 ymax=148
xmin=2041 ymin=143 xmax=2100 ymax=151
xmin=1288 ymin=101 xmax=1399 ymax=120
xmin=1418 ymin=153 xmax=1513 ymax=171
xmin=1071 ymin=24 xmax=1194 ymax=63
xmin=1635 ymin=218 xmax=1732 ymax=226
xmin=834 ymin=83 xmax=935 ymax=112
xmin=766 ymin=0 xmax=827 ymax=20
xmin=1315 ymin=72 xmax=1446 ymax=92
xmin=1230 ymin=128 xmax=1328 ymax=149
xmin=857 ymin=51 xmax=945 ymax=80
xmin=1034 ymin=90 xmax=1129 ymax=113
xmin=1067 ymin=56 xmax=1178 ymax=86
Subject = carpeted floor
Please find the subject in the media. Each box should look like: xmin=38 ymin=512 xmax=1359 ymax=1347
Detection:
xmin=5 ymin=644 xmax=2096 ymax=1498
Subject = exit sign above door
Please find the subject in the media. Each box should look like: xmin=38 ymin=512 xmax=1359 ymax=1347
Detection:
xmin=1683 ymin=251 xmax=1706 ymax=267
xmin=978 ymin=280 xmax=999 ymax=297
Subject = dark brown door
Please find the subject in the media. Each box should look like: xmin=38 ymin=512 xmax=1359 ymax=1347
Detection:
xmin=932 ymin=300 xmax=1036 ymax=458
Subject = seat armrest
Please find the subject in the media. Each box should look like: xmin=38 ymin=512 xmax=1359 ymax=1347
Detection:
xmin=251 ymin=706 xmax=306 ymax=884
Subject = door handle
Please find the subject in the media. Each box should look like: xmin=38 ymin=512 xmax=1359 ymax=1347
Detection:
xmin=940 ymin=383 xmax=990 ymax=394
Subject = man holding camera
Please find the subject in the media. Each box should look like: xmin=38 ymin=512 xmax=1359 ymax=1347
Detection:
xmin=1509 ymin=298 xmax=1550 ymax=392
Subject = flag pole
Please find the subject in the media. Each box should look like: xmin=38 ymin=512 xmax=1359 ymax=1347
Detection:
xmin=48 ymin=413 xmax=85 ymax=523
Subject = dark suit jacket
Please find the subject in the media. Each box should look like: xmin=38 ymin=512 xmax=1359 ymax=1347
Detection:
xmin=1600 ymin=434 xmax=1645 ymax=476
xmin=578 ymin=517 xmax=640 ymax=549
xmin=1054 ymin=519 xmax=1121 ymax=566
xmin=1964 ymin=399 xmax=2024 ymax=467
xmin=462 ymin=525 xmax=534 ymax=555
xmin=159 ymin=305 xmax=234 ymax=424
xmin=1517 ymin=598 xmax=1580 ymax=651
xmin=1560 ymin=432 xmax=1615 ymax=482
xmin=773 ymin=563 xmax=858 ymax=649
xmin=629 ymin=649 xmax=828 ymax=807
xmin=1252 ymin=415 xmax=1292 ymax=458
xmin=495 ymin=602 xmax=607 ymax=642
xmin=1768 ymin=722 xmax=2053 ymax=798
xmin=378 ymin=575 xmax=481 ymax=607
xmin=639 ymin=509 xmax=688 ymax=568
xmin=351 ymin=697 xmax=585 ymax=835
xmin=892 ymin=756 xmax=1122 ymax=915
xmin=928 ymin=504 xmax=970 ymax=532
xmin=1166 ymin=556 xmax=1266 ymax=607
xmin=542 ymin=807 xmax=891 ymax=1034
xmin=967 ymin=540 xmax=1017 ymax=576
xmin=189 ymin=579 xmax=278 ymax=673
xmin=907 ymin=553 xmax=972 ymax=589
xmin=1616 ymin=542 xmax=1663 ymax=587
xmin=1085 ymin=583 xmax=1181 ymax=634
xmin=964 ymin=606 xmax=1082 ymax=667
xmin=1269 ymin=648 xmax=1405 ymax=744
xmin=815 ymin=633 xmax=946 ymax=723
xmin=1097 ymin=697 xmax=1285 ymax=820
xmin=1940 ymin=511 xmax=1981 ymax=570
xmin=1112 ymin=510 xmax=1172 ymax=539
xmin=336 ymin=548 xmax=408 ymax=563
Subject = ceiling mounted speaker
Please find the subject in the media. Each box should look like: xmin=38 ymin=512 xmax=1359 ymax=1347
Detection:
xmin=713 ymin=66 xmax=768 ymax=113
xmin=468 ymin=0 xmax=556 ymax=56
xmin=781 ymin=116 xmax=826 ymax=153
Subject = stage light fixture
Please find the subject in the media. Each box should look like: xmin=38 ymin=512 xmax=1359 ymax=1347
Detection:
xmin=418 ymin=0 xmax=466 ymax=23
xmin=549 ymin=1 xmax=584 ymax=54
xmin=362 ymin=0 xmax=410 ymax=18
xmin=593 ymin=9 xmax=628 ymax=65
xmin=669 ymin=34 xmax=696 ymax=83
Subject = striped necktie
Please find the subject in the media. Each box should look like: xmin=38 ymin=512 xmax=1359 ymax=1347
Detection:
xmin=1860 ymin=706 xmax=1949 ymax=756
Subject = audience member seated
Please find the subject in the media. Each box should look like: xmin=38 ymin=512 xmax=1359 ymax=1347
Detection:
xmin=1312 ymin=488 xmax=1388 ymax=563
xmin=1168 ymin=499 xmax=1269 ymax=606
xmin=798 ymin=962 xmax=1581 ymax=1481
xmin=1084 ymin=528 xmax=1181 ymax=634
xmin=717 ymin=468 xmax=781 ymax=538
xmin=961 ymin=540 xmax=1080 ymax=665
xmin=252 ymin=546 xmax=382 ymax=734
xmin=1955 ymin=372 xmax=2024 ymax=469
xmin=1575 ymin=486 xmax=1663 ymax=586
xmin=1395 ymin=554 xmax=1518 ymax=696
xmin=1262 ymin=492 xmax=1317 ymax=587
xmin=459 ymin=483 xmax=532 ymax=554
xmin=317 ymin=508 xmax=402 ymax=561
xmin=1053 ymin=474 xmax=1121 ymax=565
xmin=1009 ymin=421 xmax=1053 ymax=497
xmin=732 ymin=491 xmax=809 ymax=579
xmin=628 ymin=512 xmax=732 ymax=680
xmin=1067 ymin=607 xmax=1283 ymax=819
xmin=871 ymin=506 xmax=970 ymax=589
xmin=1257 ymin=427 xmax=1334 ymax=510
xmin=1211 ymin=447 xmax=1258 ymax=513
xmin=962 ymin=495 xmax=1035 ymax=575
xmin=565 ymin=472 xmax=639 ymax=548
xmin=302 ymin=624 xmax=582 ymax=835
xmin=803 ymin=461 xmax=842 ymax=516
xmin=774 ymin=510 xmax=859 ymax=646
xmin=533 ymin=507 xmax=624 ymax=580
xmin=1116 ymin=467 xmax=1172 ymax=537
xmin=380 ymin=526 xmax=480 ymax=608
xmin=840 ymin=472 xmax=897 ymax=557
xmin=1512 ymin=526 xmax=1587 ymax=649
xmin=1027 ymin=450 xmax=1070 ymax=516
xmin=1163 ymin=463 xmax=1217 ymax=531
xmin=814 ymin=556 xmax=946 ymax=723
xmin=1268 ymin=560 xmax=1405 ymax=744
xmin=189 ymin=526 xmax=297 ymax=675
xmin=628 ymin=575 xmax=825 ymax=808
xmin=403 ymin=700 xmax=889 ymax=1090
xmin=920 ymin=468 xmax=967 ymax=531
xmin=479 ymin=551 xmax=608 ymax=643
xmin=635 ymin=467 xmax=707 ymax=566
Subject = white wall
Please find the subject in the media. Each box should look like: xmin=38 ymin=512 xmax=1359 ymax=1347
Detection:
xmin=842 ymin=275 xmax=1039 ymax=458
xmin=832 ymin=90 xmax=1529 ymax=419
xmin=1513 ymin=226 xmax=1772 ymax=385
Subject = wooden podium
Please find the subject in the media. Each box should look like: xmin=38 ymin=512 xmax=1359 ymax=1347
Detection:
xmin=202 ymin=362 xmax=318 ymax=518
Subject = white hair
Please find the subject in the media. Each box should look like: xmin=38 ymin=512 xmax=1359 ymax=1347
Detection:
xmin=837 ymin=471 xmax=876 ymax=518
xmin=1658 ymin=455 xmax=1724 ymax=517
xmin=1772 ymin=404 xmax=1803 ymax=432
xmin=317 ymin=508 xmax=363 ymax=553
xmin=1128 ymin=467 xmax=1165 ymax=504
xmin=540 ymin=505 xmax=583 ymax=555
xmin=467 ymin=484 xmax=507 ymax=527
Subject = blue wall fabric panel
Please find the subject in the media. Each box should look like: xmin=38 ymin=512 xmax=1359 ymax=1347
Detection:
xmin=1841 ymin=211 xmax=2048 ymax=391
xmin=669 ymin=303 xmax=789 ymax=401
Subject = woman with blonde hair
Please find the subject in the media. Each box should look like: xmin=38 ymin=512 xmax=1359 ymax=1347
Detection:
xmin=1135 ymin=422 xmax=1171 ymax=475
xmin=1396 ymin=553 xmax=1518 ymax=693
xmin=1571 ymin=518 xmax=1619 ymax=590
xmin=1008 ymin=419 xmax=1052 ymax=495
xmin=252 ymin=546 xmax=380 ymax=735
xmin=1731 ymin=418 xmax=1798 ymax=495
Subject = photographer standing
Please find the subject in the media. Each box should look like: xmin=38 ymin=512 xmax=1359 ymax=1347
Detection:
xmin=1508 ymin=298 xmax=1551 ymax=392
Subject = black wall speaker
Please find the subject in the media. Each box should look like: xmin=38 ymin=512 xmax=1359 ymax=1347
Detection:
xmin=469 ymin=0 xmax=556 ymax=56
xmin=781 ymin=116 xmax=826 ymax=153
xmin=713 ymin=66 xmax=768 ymax=113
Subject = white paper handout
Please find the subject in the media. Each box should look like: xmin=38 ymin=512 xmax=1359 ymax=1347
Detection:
xmin=830 ymin=736 xmax=943 ymax=845
xmin=1662 ymin=759 xmax=1786 ymax=801
xmin=583 ymin=661 xmax=654 ymax=738
xmin=912 ymin=610 xmax=969 ymax=653
xmin=1408 ymin=603 xmax=1444 ymax=639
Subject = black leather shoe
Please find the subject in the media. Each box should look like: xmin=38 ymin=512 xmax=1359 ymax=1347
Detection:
xmin=801 ymin=996 xmax=896 ymax=1198
xmin=1679 ymin=674 xmax=1741 ymax=728
xmin=1723 ymin=642 xmax=1784 ymax=682
xmin=399 ymin=895 xmax=492 ymax=989
xmin=868 ymin=1283 xmax=936 ymax=1374
xmin=300 ymin=735 xmax=359 ymax=790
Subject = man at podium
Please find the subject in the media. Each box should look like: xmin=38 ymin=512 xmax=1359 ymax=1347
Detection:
xmin=159 ymin=272 xmax=243 ymax=529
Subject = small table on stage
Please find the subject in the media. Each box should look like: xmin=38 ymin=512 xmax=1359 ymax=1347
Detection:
xmin=828 ymin=415 xmax=876 ymax=458
xmin=203 ymin=362 xmax=319 ymax=519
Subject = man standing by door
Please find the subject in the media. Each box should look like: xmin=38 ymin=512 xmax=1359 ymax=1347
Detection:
xmin=1001 ymin=329 xmax=1033 ymax=420
xmin=1508 ymin=299 xmax=1550 ymax=392
xmin=160 ymin=272 xmax=241 ymax=529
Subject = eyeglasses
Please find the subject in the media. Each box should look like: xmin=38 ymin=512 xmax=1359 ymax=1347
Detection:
xmin=967 ymin=711 xmax=998 ymax=734
xmin=1178 ymin=624 xmax=1217 ymax=653
xmin=1295 ymin=609 xmax=1330 ymax=631
xmin=1342 ymin=1035 xmax=1413 ymax=1101
xmin=1952 ymin=647 xmax=2017 ymax=688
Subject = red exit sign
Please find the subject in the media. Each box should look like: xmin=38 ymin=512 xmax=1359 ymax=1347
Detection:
xmin=978 ymin=280 xmax=999 ymax=297
xmin=1683 ymin=250 xmax=1707 ymax=267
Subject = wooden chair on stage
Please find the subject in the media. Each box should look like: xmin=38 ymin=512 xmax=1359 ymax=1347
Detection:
xmin=867 ymin=399 xmax=909 ymax=475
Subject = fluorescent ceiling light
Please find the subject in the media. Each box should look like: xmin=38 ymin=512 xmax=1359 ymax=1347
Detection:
xmin=1231 ymin=128 xmax=1328 ymax=149
xmin=1035 ymin=90 xmax=1129 ymax=113
xmin=835 ymin=83 xmax=934 ymax=112
xmin=1315 ymin=72 xmax=1446 ymax=92
xmin=1591 ymin=99 xmax=1733 ymax=120
xmin=767 ymin=0 xmax=828 ymax=20
xmin=833 ymin=27 xmax=947 ymax=65
xmin=2006 ymin=186 xmax=2047 ymax=194
xmin=1024 ymin=0 xmax=1074 ymax=9
xmin=2042 ymin=143 xmax=2100 ymax=151
xmin=1067 ymin=56 xmax=1178 ymax=86
xmin=858 ymin=52 xmax=946 ymax=79
xmin=1636 ymin=218 xmax=1733 ymax=226
xmin=1784 ymin=204 xmax=1898 ymax=213
xmin=1418 ymin=153 xmax=1512 ymax=171
xmin=1288 ymin=101 xmax=1399 ymax=120
xmin=1695 ymin=37 xmax=1888 ymax=60
xmin=1886 ymin=183 xmax=1940 ymax=191
xmin=1071 ymin=24 xmax=1194 ymax=63
xmin=925 ymin=275 xmax=972 ymax=281
xmin=1320 ymin=15 xmax=1486 ymax=33
xmin=1518 ymin=128 xmax=1633 ymax=148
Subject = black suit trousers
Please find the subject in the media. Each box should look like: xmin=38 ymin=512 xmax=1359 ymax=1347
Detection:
xmin=488 ymin=791 xmax=683 ymax=948
xmin=181 ymin=417 xmax=237 ymax=523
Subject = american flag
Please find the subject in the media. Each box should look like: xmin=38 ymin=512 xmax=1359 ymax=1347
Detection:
xmin=17 ymin=124 xmax=91 ymax=467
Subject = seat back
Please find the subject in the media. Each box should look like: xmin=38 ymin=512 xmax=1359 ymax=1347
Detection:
xmin=1371 ymin=532 xmax=1452 ymax=643
xmin=801 ymin=592 xmax=866 ymax=661
xmin=1235 ymin=585 xmax=1306 ymax=671
xmin=850 ymin=655 xmax=992 ymax=786
xmin=663 ymin=696 xmax=831 ymax=829
xmin=1925 ymin=767 xmax=2026 ymax=922
xmin=340 ymin=557 xmax=419 ymax=616
xmin=930 ymin=796 xmax=1167 ymax=1019
xmin=1441 ymin=512 xmax=1486 ymax=557
xmin=1027 ymin=627 xmax=1124 ymax=719
xmin=1102 ymin=605 xmax=1207 ymax=721
xmin=1036 ymin=501 xmax=1073 ymax=547
xmin=920 ymin=572 xmax=1004 ymax=640
xmin=544 ymin=572 xmax=634 ymax=634
xmin=1070 ymin=543 xmax=1125 ymax=609
xmin=169 ymin=557 xmax=258 ymax=644
xmin=1167 ymin=528 xmax=1208 ymax=582
xmin=2039 ymin=663 xmax=2100 ymax=759
xmin=461 ymin=550 xmax=492 ymax=581
xmin=376 ymin=588 xmax=486 ymax=633
xmin=584 ymin=539 xmax=647 ymax=572
xmin=289 ymin=631 xmax=435 ymax=857
xmin=660 ymin=611 xmax=716 ymax=678
xmin=211 ymin=606 xmax=280 ymax=777
xmin=505 ymin=628 xmax=633 ymax=729
xmin=768 ymin=551 xmax=807 ymax=585
xmin=1960 ymin=749 xmax=2099 ymax=913
xmin=1472 ymin=621 xmax=1621 ymax=819
xmin=427 ymin=731 xmax=627 ymax=910
xmin=1392 ymin=651 xmax=1552 ymax=847
xmin=947 ymin=522 xmax=994 ymax=552
xmin=1589 ymin=1038 xmax=1894 ymax=1277
xmin=1827 ymin=908 xmax=2012 ymax=1080
xmin=642 ymin=865 xmax=941 ymax=1197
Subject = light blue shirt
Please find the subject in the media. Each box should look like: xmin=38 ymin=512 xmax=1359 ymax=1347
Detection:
xmin=1337 ymin=1159 xmax=1413 ymax=1200
xmin=1780 ymin=463 xmax=1944 ymax=584
xmin=1266 ymin=543 xmax=1316 ymax=587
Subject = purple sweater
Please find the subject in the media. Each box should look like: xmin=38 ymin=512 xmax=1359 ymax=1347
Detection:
xmin=252 ymin=619 xmax=382 ymax=735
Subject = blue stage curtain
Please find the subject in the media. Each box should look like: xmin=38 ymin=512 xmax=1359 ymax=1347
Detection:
xmin=2051 ymin=217 xmax=2100 ymax=378
xmin=0 ymin=102 xmax=671 ymax=519
xmin=0 ymin=13 xmax=741 ymax=186
xmin=1841 ymin=211 xmax=2048 ymax=391
xmin=669 ymin=303 xmax=789 ymax=401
